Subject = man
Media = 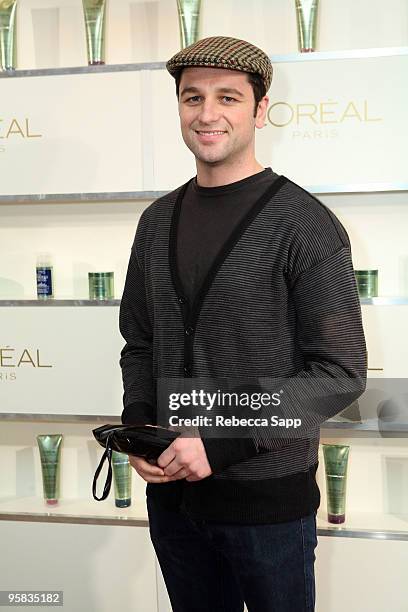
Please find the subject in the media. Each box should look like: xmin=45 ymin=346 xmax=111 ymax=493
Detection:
xmin=119 ymin=36 xmax=367 ymax=612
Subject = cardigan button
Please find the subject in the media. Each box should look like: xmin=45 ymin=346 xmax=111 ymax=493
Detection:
xmin=185 ymin=326 xmax=194 ymax=336
xmin=184 ymin=365 xmax=192 ymax=376
xmin=178 ymin=296 xmax=186 ymax=305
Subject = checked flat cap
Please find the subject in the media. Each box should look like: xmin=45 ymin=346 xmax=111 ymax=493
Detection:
xmin=166 ymin=36 xmax=273 ymax=93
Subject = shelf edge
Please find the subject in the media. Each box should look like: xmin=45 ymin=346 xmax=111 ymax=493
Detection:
xmin=0 ymin=512 xmax=407 ymax=539
xmin=0 ymin=47 xmax=407 ymax=80
xmin=0 ymin=299 xmax=121 ymax=307
xmin=0 ymin=414 xmax=122 ymax=423
xmin=0 ymin=513 xmax=148 ymax=527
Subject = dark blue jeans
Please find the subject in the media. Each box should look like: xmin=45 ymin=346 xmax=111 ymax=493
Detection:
xmin=147 ymin=494 xmax=318 ymax=612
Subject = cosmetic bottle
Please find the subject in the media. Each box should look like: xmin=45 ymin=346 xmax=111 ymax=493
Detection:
xmin=88 ymin=271 xmax=114 ymax=300
xmin=323 ymin=443 xmax=350 ymax=524
xmin=112 ymin=450 xmax=132 ymax=508
xmin=37 ymin=434 xmax=63 ymax=505
xmin=36 ymin=254 xmax=54 ymax=300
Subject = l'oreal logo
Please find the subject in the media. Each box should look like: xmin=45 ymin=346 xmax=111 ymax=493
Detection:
xmin=0 ymin=346 xmax=52 ymax=368
xmin=267 ymin=99 xmax=382 ymax=127
xmin=0 ymin=118 xmax=42 ymax=139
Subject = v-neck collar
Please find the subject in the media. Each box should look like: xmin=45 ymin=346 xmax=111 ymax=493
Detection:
xmin=169 ymin=173 xmax=288 ymax=328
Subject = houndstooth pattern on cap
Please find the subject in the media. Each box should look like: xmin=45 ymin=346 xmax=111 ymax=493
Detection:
xmin=166 ymin=35 xmax=273 ymax=92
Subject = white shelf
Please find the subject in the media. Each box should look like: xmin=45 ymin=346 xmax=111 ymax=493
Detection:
xmin=0 ymin=299 xmax=120 ymax=306
xmin=0 ymin=414 xmax=122 ymax=422
xmin=0 ymin=47 xmax=406 ymax=80
xmin=322 ymin=418 xmax=408 ymax=434
xmin=316 ymin=510 xmax=408 ymax=541
xmin=0 ymin=496 xmax=148 ymax=526
xmin=0 ymin=191 xmax=165 ymax=203
xmin=1 ymin=297 xmax=408 ymax=307
xmin=1 ymin=496 xmax=407 ymax=540
xmin=360 ymin=297 xmax=408 ymax=305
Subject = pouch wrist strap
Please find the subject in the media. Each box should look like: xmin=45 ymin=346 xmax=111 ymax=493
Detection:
xmin=92 ymin=438 xmax=113 ymax=501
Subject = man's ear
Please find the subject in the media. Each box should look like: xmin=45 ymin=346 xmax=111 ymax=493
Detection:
xmin=255 ymin=95 xmax=269 ymax=129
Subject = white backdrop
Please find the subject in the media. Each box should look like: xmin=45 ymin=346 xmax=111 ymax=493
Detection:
xmin=0 ymin=307 xmax=123 ymax=416
xmin=0 ymin=71 xmax=143 ymax=195
xmin=1 ymin=50 xmax=407 ymax=195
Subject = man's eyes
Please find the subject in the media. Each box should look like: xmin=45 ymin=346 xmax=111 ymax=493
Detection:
xmin=185 ymin=96 xmax=236 ymax=103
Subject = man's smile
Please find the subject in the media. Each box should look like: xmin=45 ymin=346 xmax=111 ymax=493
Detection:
xmin=194 ymin=130 xmax=227 ymax=142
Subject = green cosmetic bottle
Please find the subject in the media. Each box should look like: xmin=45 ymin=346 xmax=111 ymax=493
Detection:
xmin=112 ymin=451 xmax=132 ymax=508
xmin=37 ymin=434 xmax=63 ymax=506
xmin=295 ymin=0 xmax=319 ymax=53
xmin=323 ymin=444 xmax=350 ymax=524
xmin=176 ymin=0 xmax=201 ymax=49
xmin=82 ymin=0 xmax=107 ymax=65
xmin=88 ymin=272 xmax=114 ymax=300
xmin=0 ymin=0 xmax=17 ymax=71
xmin=354 ymin=270 xmax=378 ymax=298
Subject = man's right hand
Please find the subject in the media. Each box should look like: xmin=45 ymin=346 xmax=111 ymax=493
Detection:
xmin=127 ymin=424 xmax=182 ymax=483
xmin=128 ymin=455 xmax=179 ymax=483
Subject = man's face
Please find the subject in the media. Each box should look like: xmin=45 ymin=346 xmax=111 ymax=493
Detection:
xmin=178 ymin=67 xmax=267 ymax=167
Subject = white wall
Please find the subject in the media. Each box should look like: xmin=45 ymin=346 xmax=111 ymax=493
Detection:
xmin=0 ymin=520 xmax=158 ymax=612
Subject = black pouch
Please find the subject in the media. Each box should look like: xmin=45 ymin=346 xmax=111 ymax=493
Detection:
xmin=92 ymin=424 xmax=180 ymax=501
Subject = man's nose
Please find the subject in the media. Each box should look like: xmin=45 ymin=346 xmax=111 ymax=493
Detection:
xmin=196 ymin=98 xmax=221 ymax=123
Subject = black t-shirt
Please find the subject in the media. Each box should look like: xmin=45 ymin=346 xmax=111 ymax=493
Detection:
xmin=177 ymin=167 xmax=280 ymax=303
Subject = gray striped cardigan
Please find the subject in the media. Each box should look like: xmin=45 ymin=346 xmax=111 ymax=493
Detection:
xmin=119 ymin=174 xmax=367 ymax=523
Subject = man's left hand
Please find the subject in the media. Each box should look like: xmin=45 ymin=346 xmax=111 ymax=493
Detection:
xmin=157 ymin=436 xmax=212 ymax=482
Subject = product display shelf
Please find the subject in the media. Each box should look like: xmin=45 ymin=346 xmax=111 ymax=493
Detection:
xmin=0 ymin=420 xmax=406 ymax=539
xmin=0 ymin=496 xmax=407 ymax=542
xmin=0 ymin=414 xmax=122 ymax=422
xmin=0 ymin=299 xmax=120 ymax=306
xmin=0 ymin=46 xmax=405 ymax=81
xmin=1 ymin=188 xmax=407 ymax=204
xmin=0 ymin=191 xmax=165 ymax=203
xmin=0 ymin=495 xmax=149 ymax=526
xmin=1 ymin=298 xmax=408 ymax=306
xmin=360 ymin=297 xmax=408 ymax=305
xmin=321 ymin=420 xmax=408 ymax=434
xmin=316 ymin=511 xmax=408 ymax=541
